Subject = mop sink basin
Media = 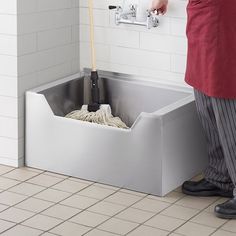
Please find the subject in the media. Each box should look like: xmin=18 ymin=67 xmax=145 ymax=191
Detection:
xmin=26 ymin=70 xmax=208 ymax=196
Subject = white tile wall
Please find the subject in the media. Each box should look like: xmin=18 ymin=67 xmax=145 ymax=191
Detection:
xmin=79 ymin=0 xmax=188 ymax=84
xmin=0 ymin=0 xmax=80 ymax=167
xmin=0 ymin=35 xmax=17 ymax=56
xmin=0 ymin=76 xmax=17 ymax=97
xmin=0 ymin=15 xmax=17 ymax=35
xmin=16 ymin=0 xmax=81 ymax=167
xmin=0 ymin=1 xmax=17 ymax=14
xmin=18 ymin=0 xmax=37 ymax=14
xmin=0 ymin=1 xmax=18 ymax=166
xmin=0 ymin=0 xmax=189 ymax=167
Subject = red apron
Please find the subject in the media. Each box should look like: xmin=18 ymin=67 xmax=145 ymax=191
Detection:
xmin=185 ymin=0 xmax=236 ymax=99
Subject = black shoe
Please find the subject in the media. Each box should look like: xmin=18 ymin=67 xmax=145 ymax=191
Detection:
xmin=214 ymin=197 xmax=236 ymax=219
xmin=182 ymin=178 xmax=233 ymax=198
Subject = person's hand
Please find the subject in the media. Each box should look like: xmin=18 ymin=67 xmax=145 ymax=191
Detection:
xmin=151 ymin=0 xmax=168 ymax=14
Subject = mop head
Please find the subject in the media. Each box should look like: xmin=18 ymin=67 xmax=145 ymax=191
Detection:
xmin=65 ymin=105 xmax=129 ymax=129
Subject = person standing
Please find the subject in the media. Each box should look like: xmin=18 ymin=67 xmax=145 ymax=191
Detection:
xmin=151 ymin=0 xmax=236 ymax=219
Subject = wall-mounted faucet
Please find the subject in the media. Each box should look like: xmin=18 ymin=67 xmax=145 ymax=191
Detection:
xmin=109 ymin=4 xmax=159 ymax=29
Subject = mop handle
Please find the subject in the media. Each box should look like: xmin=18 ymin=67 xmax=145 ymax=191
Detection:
xmin=88 ymin=0 xmax=96 ymax=72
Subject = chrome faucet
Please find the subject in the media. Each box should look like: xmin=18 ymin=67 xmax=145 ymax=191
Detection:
xmin=108 ymin=4 xmax=159 ymax=29
xmin=120 ymin=4 xmax=137 ymax=19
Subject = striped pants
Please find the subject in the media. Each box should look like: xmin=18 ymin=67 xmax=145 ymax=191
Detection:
xmin=194 ymin=89 xmax=236 ymax=197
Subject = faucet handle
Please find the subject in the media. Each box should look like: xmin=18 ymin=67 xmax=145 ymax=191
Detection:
xmin=146 ymin=10 xmax=159 ymax=29
xmin=147 ymin=9 xmax=160 ymax=16
xmin=129 ymin=4 xmax=136 ymax=11
xmin=108 ymin=5 xmax=117 ymax=10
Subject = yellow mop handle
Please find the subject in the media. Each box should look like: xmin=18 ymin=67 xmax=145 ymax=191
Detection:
xmin=88 ymin=0 xmax=96 ymax=72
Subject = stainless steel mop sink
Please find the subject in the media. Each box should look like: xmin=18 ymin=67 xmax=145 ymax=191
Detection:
xmin=26 ymin=70 xmax=208 ymax=196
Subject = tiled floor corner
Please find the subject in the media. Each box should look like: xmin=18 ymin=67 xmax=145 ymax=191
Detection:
xmin=0 ymin=164 xmax=234 ymax=236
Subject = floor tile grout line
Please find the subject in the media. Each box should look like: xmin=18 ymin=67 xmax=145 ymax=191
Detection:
xmin=18 ymin=177 xmax=93 ymax=214
xmin=37 ymin=182 xmax=172 ymax=233
xmin=2 ymin=168 xmax=45 ymax=177
xmin=67 ymin=201 xmax=155 ymax=220
xmin=1 ymin=187 xmax=224 ymax=236
xmin=0 ymin=167 xmax=149 ymax=235
xmin=0 ymin=172 xmax=71 ymax=235
xmin=0 ymin=168 xmax=151 ymax=235
xmin=82 ymin=194 xmax=188 ymax=225
xmin=96 ymin=206 xmax=158 ymax=225
xmin=189 ymin=215 xmax=229 ymax=233
xmin=38 ymin=183 xmax=124 ymax=236
xmin=1 ymin=173 xmax=44 ymax=183
xmin=170 ymin=233 xmax=185 ymax=236
xmin=0 ymin=169 xmax=46 ymax=182
xmin=0 ymin=170 xmax=194 ymax=236
xmin=0 ymin=167 xmax=17 ymax=177
xmin=195 ymin=200 xmax=235 ymax=236
xmin=208 ymin=217 xmax=235 ymax=236
xmin=89 ymin=192 xmax=188 ymax=236
xmin=94 ymin=189 xmax=186 ymax=208
xmin=81 ymin=190 xmax=161 ymax=236
xmin=0 ymin=165 xmax=184 ymax=199
xmin=14 ymin=179 xmax=126 ymax=235
xmin=0 ymin=170 xmax=47 ymax=199
xmin=0 ymin=171 xmax=216 ymax=203
xmin=31 ymin=179 xmax=98 ymax=202
xmin=0 ymin=173 xmax=52 ymax=233
xmin=118 ymin=189 xmax=148 ymax=197
xmin=124 ymin=195 xmax=226 ymax=236
xmin=166 ymin=197 xmax=227 ymax=236
xmin=7 ymin=174 xmax=94 ymax=196
xmin=123 ymin=193 xmax=189 ymax=236
xmin=1 ymin=165 xmax=94 ymax=185
xmin=173 ymin=199 xmax=222 ymax=211
xmin=158 ymin=198 xmax=224 ymax=222
xmin=0 ymin=167 xmax=227 ymax=236
xmin=216 ymin=228 xmax=236 ymax=235
xmin=44 ymin=183 xmax=148 ymax=235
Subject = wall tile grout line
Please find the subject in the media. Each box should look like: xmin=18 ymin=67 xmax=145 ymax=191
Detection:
xmin=1 ymin=0 xmax=188 ymax=164
xmin=79 ymin=23 xmax=187 ymax=39
xmin=79 ymin=38 xmax=187 ymax=57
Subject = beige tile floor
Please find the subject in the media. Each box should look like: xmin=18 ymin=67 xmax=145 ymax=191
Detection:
xmin=0 ymin=165 xmax=235 ymax=236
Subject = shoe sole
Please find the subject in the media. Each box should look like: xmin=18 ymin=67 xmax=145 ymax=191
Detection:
xmin=215 ymin=212 xmax=236 ymax=219
xmin=182 ymin=188 xmax=233 ymax=198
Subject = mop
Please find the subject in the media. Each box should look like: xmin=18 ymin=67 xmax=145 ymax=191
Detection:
xmin=65 ymin=0 xmax=128 ymax=129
